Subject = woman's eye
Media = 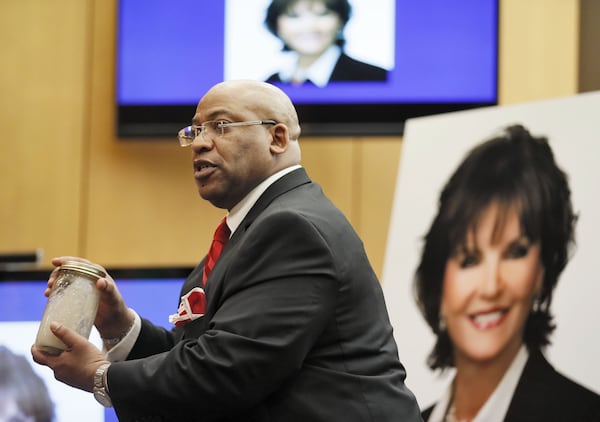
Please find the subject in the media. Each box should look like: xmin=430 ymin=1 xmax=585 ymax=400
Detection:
xmin=316 ymin=10 xmax=333 ymax=17
xmin=452 ymin=247 xmax=480 ymax=268
xmin=459 ymin=253 xmax=479 ymax=268
xmin=506 ymin=243 xmax=530 ymax=259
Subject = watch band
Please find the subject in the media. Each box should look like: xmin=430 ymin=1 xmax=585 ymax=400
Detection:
xmin=93 ymin=363 xmax=113 ymax=407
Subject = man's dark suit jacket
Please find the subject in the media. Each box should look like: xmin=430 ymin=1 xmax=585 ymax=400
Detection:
xmin=422 ymin=349 xmax=600 ymax=422
xmin=266 ymin=53 xmax=388 ymax=84
xmin=106 ymin=168 xmax=421 ymax=422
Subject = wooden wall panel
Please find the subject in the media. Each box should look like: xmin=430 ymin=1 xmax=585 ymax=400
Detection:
xmin=83 ymin=0 xmax=216 ymax=266
xmin=300 ymin=138 xmax=355 ymax=221
xmin=578 ymin=0 xmax=600 ymax=92
xmin=0 ymin=0 xmax=91 ymax=264
xmin=498 ymin=0 xmax=579 ymax=104
xmin=357 ymin=138 xmax=402 ymax=275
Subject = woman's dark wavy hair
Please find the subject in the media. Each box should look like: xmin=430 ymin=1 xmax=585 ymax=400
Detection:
xmin=264 ymin=0 xmax=352 ymax=50
xmin=413 ymin=124 xmax=577 ymax=371
xmin=0 ymin=345 xmax=55 ymax=421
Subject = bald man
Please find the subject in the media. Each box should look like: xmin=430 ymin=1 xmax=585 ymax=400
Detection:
xmin=32 ymin=80 xmax=421 ymax=422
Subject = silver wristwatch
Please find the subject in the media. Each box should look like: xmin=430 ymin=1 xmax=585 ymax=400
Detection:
xmin=93 ymin=363 xmax=113 ymax=407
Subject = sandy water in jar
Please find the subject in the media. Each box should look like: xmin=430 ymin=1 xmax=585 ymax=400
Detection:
xmin=35 ymin=272 xmax=100 ymax=355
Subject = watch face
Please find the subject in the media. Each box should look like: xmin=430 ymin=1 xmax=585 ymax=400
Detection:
xmin=94 ymin=389 xmax=113 ymax=407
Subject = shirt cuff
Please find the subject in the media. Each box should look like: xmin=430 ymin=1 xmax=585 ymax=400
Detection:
xmin=105 ymin=309 xmax=141 ymax=362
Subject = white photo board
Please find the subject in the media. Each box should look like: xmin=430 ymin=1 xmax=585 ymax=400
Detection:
xmin=382 ymin=91 xmax=600 ymax=409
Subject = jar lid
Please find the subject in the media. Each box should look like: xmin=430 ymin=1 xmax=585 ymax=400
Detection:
xmin=60 ymin=261 xmax=106 ymax=279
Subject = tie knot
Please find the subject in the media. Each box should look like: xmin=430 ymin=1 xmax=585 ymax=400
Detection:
xmin=214 ymin=218 xmax=231 ymax=244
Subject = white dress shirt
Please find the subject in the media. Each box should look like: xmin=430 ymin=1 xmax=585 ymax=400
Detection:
xmin=276 ymin=45 xmax=342 ymax=87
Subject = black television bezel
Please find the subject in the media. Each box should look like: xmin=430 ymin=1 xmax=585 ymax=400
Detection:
xmin=117 ymin=101 xmax=496 ymax=138
xmin=0 ymin=266 xmax=195 ymax=282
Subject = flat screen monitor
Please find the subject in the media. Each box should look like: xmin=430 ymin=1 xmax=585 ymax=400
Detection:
xmin=116 ymin=0 xmax=499 ymax=137
xmin=0 ymin=266 xmax=193 ymax=422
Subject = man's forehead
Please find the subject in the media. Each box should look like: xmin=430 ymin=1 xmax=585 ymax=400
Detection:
xmin=199 ymin=85 xmax=254 ymax=109
xmin=192 ymin=107 xmax=232 ymax=123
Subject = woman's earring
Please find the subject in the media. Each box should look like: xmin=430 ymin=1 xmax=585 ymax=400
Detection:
xmin=438 ymin=315 xmax=447 ymax=333
xmin=532 ymin=296 xmax=542 ymax=312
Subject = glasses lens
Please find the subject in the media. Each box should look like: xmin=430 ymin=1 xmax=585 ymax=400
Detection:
xmin=205 ymin=121 xmax=224 ymax=138
xmin=179 ymin=121 xmax=227 ymax=145
xmin=178 ymin=126 xmax=195 ymax=146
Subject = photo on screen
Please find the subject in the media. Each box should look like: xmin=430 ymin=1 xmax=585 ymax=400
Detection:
xmin=224 ymin=0 xmax=395 ymax=85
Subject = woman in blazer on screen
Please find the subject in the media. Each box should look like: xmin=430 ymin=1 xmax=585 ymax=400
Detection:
xmin=264 ymin=0 xmax=388 ymax=87
xmin=414 ymin=124 xmax=600 ymax=422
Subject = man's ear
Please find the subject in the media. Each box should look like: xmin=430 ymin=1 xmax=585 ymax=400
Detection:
xmin=269 ymin=124 xmax=288 ymax=154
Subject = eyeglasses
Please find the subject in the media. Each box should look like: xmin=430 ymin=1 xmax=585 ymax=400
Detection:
xmin=177 ymin=120 xmax=277 ymax=147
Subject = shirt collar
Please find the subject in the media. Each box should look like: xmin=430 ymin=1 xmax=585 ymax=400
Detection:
xmin=225 ymin=165 xmax=302 ymax=235
xmin=475 ymin=345 xmax=528 ymax=421
xmin=278 ymin=45 xmax=342 ymax=87
xmin=428 ymin=345 xmax=529 ymax=422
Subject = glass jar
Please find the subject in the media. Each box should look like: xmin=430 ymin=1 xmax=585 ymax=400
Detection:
xmin=35 ymin=261 xmax=106 ymax=355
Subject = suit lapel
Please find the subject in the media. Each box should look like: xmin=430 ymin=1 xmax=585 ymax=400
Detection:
xmin=503 ymin=349 xmax=554 ymax=421
xmin=233 ymin=167 xmax=311 ymax=240
xmin=203 ymin=168 xmax=311 ymax=301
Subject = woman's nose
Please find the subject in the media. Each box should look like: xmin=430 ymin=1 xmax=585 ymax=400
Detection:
xmin=480 ymin=259 xmax=502 ymax=297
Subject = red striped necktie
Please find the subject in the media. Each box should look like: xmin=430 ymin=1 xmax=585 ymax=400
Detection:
xmin=202 ymin=217 xmax=231 ymax=286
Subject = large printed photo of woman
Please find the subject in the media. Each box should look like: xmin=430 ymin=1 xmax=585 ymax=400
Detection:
xmin=413 ymin=124 xmax=600 ymax=421
xmin=382 ymin=92 xmax=600 ymax=421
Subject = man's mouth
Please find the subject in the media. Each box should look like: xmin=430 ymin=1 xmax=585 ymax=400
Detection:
xmin=194 ymin=162 xmax=216 ymax=178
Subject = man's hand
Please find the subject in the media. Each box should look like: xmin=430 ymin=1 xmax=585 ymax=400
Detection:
xmin=31 ymin=322 xmax=109 ymax=392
